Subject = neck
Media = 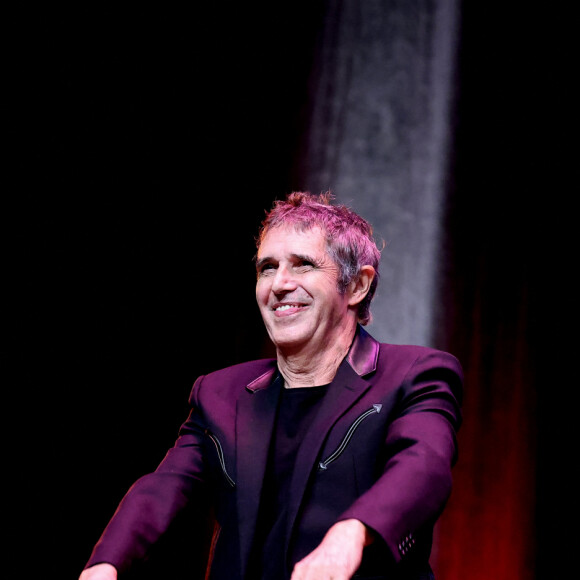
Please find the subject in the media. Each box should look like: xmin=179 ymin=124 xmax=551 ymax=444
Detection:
xmin=277 ymin=323 xmax=357 ymax=389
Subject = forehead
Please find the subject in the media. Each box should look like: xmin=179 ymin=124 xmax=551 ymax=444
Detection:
xmin=257 ymin=225 xmax=328 ymax=258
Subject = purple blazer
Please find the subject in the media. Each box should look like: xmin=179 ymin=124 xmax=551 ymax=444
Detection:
xmin=86 ymin=326 xmax=463 ymax=579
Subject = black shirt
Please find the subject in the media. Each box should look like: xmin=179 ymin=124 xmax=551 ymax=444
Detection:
xmin=248 ymin=383 xmax=330 ymax=580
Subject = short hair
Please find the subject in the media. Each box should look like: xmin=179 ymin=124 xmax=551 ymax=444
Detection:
xmin=256 ymin=191 xmax=381 ymax=325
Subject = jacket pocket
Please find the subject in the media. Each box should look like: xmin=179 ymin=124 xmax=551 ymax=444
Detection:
xmin=205 ymin=429 xmax=236 ymax=487
xmin=318 ymin=404 xmax=383 ymax=471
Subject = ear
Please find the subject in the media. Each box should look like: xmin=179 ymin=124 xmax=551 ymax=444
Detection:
xmin=347 ymin=265 xmax=375 ymax=307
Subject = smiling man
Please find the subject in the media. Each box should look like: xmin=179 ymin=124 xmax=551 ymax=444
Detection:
xmin=255 ymin=224 xmax=374 ymax=387
xmin=80 ymin=192 xmax=463 ymax=580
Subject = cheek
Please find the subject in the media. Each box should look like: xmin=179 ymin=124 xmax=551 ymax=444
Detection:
xmin=255 ymin=280 xmax=269 ymax=305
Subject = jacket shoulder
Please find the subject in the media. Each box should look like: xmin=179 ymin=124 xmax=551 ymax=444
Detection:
xmin=204 ymin=358 xmax=277 ymax=383
xmin=189 ymin=358 xmax=277 ymax=404
xmin=373 ymin=342 xmax=463 ymax=393
xmin=378 ymin=342 xmax=461 ymax=368
xmin=352 ymin=326 xmax=461 ymax=378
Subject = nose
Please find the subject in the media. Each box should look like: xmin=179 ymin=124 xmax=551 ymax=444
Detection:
xmin=271 ymin=263 xmax=297 ymax=294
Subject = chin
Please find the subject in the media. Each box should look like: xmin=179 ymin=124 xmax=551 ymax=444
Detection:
xmin=268 ymin=328 xmax=312 ymax=352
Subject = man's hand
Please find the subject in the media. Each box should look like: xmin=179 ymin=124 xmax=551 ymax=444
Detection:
xmin=78 ymin=563 xmax=117 ymax=580
xmin=290 ymin=519 xmax=373 ymax=580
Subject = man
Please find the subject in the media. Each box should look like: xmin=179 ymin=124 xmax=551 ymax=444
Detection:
xmin=80 ymin=192 xmax=463 ymax=580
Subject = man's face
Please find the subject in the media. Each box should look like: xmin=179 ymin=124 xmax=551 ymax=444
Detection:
xmin=255 ymin=225 xmax=353 ymax=354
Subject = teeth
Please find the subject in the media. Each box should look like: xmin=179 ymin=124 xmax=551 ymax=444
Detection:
xmin=276 ymin=304 xmax=295 ymax=311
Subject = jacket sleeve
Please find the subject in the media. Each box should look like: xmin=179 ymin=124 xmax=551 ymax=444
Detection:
xmin=338 ymin=349 xmax=463 ymax=564
xmin=84 ymin=376 xmax=209 ymax=574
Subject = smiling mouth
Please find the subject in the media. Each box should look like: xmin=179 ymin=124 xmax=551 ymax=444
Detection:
xmin=273 ymin=303 xmax=304 ymax=312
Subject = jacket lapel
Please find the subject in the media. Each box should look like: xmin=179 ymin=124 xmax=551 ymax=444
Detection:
xmin=235 ymin=368 xmax=282 ymax=575
xmin=284 ymin=361 xmax=371 ymax=540
xmin=285 ymin=326 xmax=380 ymax=544
xmin=233 ymin=326 xmax=380 ymax=574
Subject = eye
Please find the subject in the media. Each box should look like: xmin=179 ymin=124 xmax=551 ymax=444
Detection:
xmin=257 ymin=262 xmax=276 ymax=275
xmin=295 ymin=259 xmax=316 ymax=272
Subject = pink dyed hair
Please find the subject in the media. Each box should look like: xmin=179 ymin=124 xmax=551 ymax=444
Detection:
xmin=256 ymin=191 xmax=381 ymax=325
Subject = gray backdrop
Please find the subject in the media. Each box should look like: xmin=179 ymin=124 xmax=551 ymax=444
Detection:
xmin=296 ymin=0 xmax=460 ymax=346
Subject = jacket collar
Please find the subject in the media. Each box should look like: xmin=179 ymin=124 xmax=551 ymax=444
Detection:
xmin=346 ymin=324 xmax=380 ymax=377
xmin=244 ymin=325 xmax=379 ymax=393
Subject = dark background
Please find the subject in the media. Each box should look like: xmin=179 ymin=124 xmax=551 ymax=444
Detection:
xmin=7 ymin=3 xmax=572 ymax=579
xmin=9 ymin=4 xmax=325 ymax=578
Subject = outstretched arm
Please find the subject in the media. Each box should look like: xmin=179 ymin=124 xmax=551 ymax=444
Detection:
xmin=79 ymin=563 xmax=117 ymax=580
xmin=290 ymin=519 xmax=373 ymax=580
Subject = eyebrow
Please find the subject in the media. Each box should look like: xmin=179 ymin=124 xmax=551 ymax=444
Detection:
xmin=255 ymin=256 xmax=272 ymax=271
xmin=255 ymin=253 xmax=318 ymax=271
